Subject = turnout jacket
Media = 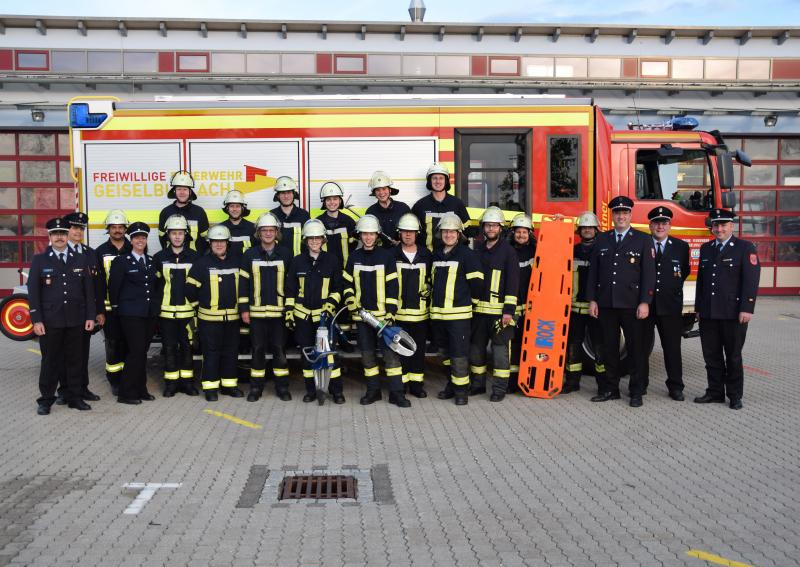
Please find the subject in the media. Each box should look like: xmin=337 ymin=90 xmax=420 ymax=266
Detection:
xmin=108 ymin=252 xmax=160 ymax=318
xmin=96 ymin=238 xmax=132 ymax=312
xmin=473 ymin=238 xmax=520 ymax=317
xmin=28 ymin=246 xmax=96 ymax=328
xmin=411 ymin=193 xmax=470 ymax=251
xmin=430 ymin=242 xmax=484 ymax=321
xmin=695 ymin=236 xmax=760 ymax=320
xmin=651 ymin=236 xmax=691 ymax=316
xmin=152 ymin=247 xmax=198 ymax=319
xmin=186 ymin=254 xmax=243 ymax=322
xmin=316 ymin=211 xmax=356 ymax=270
xmin=69 ymin=242 xmax=105 ymax=316
xmin=239 ymin=244 xmax=293 ymax=319
xmin=285 ymin=250 xmax=342 ymax=322
xmin=571 ymin=241 xmax=597 ymax=314
xmin=394 ymin=244 xmax=433 ymax=323
xmin=512 ymin=240 xmax=536 ymax=316
xmin=220 ymin=218 xmax=256 ymax=259
xmin=365 ymin=199 xmax=411 ymax=248
xmin=342 ymin=247 xmax=399 ymax=322
xmin=586 ymin=228 xmax=656 ymax=309
xmin=271 ymin=205 xmax=309 ymax=258
xmin=158 ymin=202 xmax=209 ymax=255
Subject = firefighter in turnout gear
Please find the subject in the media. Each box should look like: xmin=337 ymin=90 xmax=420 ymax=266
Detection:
xmin=96 ymin=209 xmax=132 ymax=396
xmin=468 ymin=207 xmax=520 ymax=402
xmin=564 ymin=212 xmax=606 ymax=394
xmin=108 ymin=222 xmax=160 ymax=405
xmin=186 ymin=225 xmax=244 ymax=401
xmin=431 ymin=213 xmax=484 ymax=406
xmin=508 ymin=213 xmax=536 ymax=390
xmin=411 ymin=163 xmax=470 ymax=251
xmin=365 ymin=170 xmax=411 ymax=248
xmin=587 ymin=196 xmax=656 ymax=408
xmin=29 ymin=218 xmax=96 ymax=415
xmin=239 ymin=212 xmax=293 ymax=402
xmin=316 ymin=181 xmax=356 ymax=270
xmin=343 ymin=214 xmax=409 ymax=408
xmin=153 ymin=215 xmax=199 ymax=398
xmin=158 ymin=170 xmax=209 ymax=255
xmin=394 ymin=213 xmax=433 ymax=398
xmin=270 ymin=176 xmax=309 ymax=258
xmin=220 ymin=190 xmax=256 ymax=259
xmin=285 ymin=219 xmax=344 ymax=403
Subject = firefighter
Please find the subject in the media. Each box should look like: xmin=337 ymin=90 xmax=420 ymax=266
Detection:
xmin=239 ymin=212 xmax=293 ymax=402
xmin=365 ymin=170 xmax=411 ymax=248
xmin=158 ymin=170 xmax=209 ymax=255
xmin=270 ymin=176 xmax=309 ymax=258
xmin=411 ymin=163 xmax=470 ymax=251
xmin=96 ymin=209 xmax=132 ymax=396
xmin=431 ymin=213 xmax=484 ymax=406
xmin=694 ymin=209 xmax=760 ymax=410
xmin=153 ymin=214 xmax=199 ymax=398
xmin=469 ymin=207 xmax=520 ymax=402
xmin=285 ymin=219 xmax=344 ymax=403
xmin=316 ymin=181 xmax=356 ymax=270
xmin=587 ymin=196 xmax=656 ymax=408
xmin=343 ymin=214 xmax=409 ymax=407
xmin=643 ymin=206 xmax=690 ymax=400
xmin=220 ymin=190 xmax=256 ymax=259
xmin=564 ymin=212 xmax=606 ymax=394
xmin=54 ymin=211 xmax=104 ymax=404
xmin=29 ymin=218 xmax=96 ymax=415
xmin=393 ymin=213 xmax=433 ymax=398
xmin=108 ymin=222 xmax=160 ymax=405
xmin=508 ymin=213 xmax=536 ymax=390
xmin=186 ymin=225 xmax=243 ymax=401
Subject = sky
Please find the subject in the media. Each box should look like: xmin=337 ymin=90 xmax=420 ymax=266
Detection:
xmin=3 ymin=0 xmax=800 ymax=27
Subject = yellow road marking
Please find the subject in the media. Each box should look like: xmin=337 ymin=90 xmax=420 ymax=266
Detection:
xmin=203 ymin=409 xmax=262 ymax=430
xmin=686 ymin=550 xmax=754 ymax=567
xmin=27 ymin=348 xmax=41 ymax=356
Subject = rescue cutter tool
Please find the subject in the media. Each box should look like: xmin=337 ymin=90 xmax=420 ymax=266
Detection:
xmin=357 ymin=309 xmax=417 ymax=357
xmin=301 ymin=314 xmax=336 ymax=405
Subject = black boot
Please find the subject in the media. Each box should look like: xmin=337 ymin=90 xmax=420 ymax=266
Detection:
xmin=389 ymin=392 xmax=411 ymax=408
xmin=204 ymin=390 xmax=218 ymax=402
xmin=181 ymin=380 xmax=200 ymax=396
xmin=454 ymin=385 xmax=469 ymax=406
xmin=360 ymin=390 xmax=382 ymax=405
xmin=437 ymin=383 xmax=455 ymax=400
xmin=221 ymin=386 xmax=244 ymax=398
xmin=163 ymin=381 xmax=179 ymax=398
xmin=408 ymin=382 xmax=427 ymax=398
xmin=246 ymin=388 xmax=262 ymax=402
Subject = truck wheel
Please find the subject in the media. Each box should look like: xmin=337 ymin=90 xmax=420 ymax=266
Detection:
xmin=0 ymin=293 xmax=35 ymax=341
xmin=580 ymin=329 xmax=654 ymax=377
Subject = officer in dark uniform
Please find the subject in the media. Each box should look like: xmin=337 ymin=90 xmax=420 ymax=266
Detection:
xmin=587 ymin=196 xmax=656 ymax=408
xmin=694 ymin=209 xmax=760 ymax=410
xmin=643 ymin=206 xmax=690 ymax=400
xmin=158 ymin=170 xmax=209 ymax=255
xmin=411 ymin=163 xmax=471 ymax=252
xmin=54 ymin=211 xmax=104 ymax=403
xmin=365 ymin=170 xmax=411 ymax=249
xmin=29 ymin=218 xmax=96 ymax=415
xmin=270 ymin=176 xmax=310 ymax=258
xmin=108 ymin=222 xmax=160 ymax=405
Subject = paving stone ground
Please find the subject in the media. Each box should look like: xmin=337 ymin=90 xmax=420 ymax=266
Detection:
xmin=1 ymin=297 xmax=798 ymax=567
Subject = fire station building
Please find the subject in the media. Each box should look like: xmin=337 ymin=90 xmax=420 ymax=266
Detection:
xmin=0 ymin=14 xmax=798 ymax=293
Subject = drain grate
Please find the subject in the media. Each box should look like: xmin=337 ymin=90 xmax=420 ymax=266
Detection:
xmin=279 ymin=475 xmax=357 ymax=500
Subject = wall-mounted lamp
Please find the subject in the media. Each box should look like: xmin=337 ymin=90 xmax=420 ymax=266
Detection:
xmin=30 ymin=109 xmax=45 ymax=122
xmin=764 ymin=114 xmax=778 ymax=127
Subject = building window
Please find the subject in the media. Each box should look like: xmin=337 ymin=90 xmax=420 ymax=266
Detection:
xmin=744 ymin=138 xmax=778 ymax=160
xmin=554 ymin=58 xmax=587 ymax=78
xmin=457 ymin=131 xmax=529 ymax=211
xmin=88 ymin=51 xmax=122 ymax=73
xmin=15 ymin=50 xmax=49 ymax=71
xmin=436 ymin=55 xmax=470 ymax=76
xmin=211 ymin=52 xmax=246 ymax=74
xmin=403 ymin=55 xmax=435 ymax=76
xmin=640 ymin=59 xmax=669 ymax=78
xmin=246 ymin=53 xmax=279 ymax=74
xmin=588 ymin=58 xmax=621 ymax=78
xmin=19 ymin=133 xmax=55 ymax=156
xmin=176 ymin=52 xmax=209 ymax=72
xmin=369 ymin=54 xmax=401 ymax=76
xmin=705 ymin=59 xmax=737 ymax=80
xmin=743 ymin=165 xmax=777 ymax=186
xmin=124 ymin=52 xmax=158 ymax=73
xmin=51 ymin=51 xmax=87 ymax=73
xmin=489 ymin=57 xmax=519 ymax=76
xmin=671 ymin=59 xmax=704 ymax=80
xmin=548 ymin=136 xmax=581 ymax=201
xmin=522 ymin=57 xmax=554 ymax=78
xmin=334 ymin=54 xmax=366 ymax=74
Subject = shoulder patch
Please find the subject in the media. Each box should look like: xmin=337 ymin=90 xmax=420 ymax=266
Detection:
xmin=749 ymin=253 xmax=758 ymax=266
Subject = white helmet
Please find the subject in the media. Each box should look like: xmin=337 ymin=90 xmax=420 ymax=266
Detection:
xmin=255 ymin=212 xmax=281 ymax=234
xmin=104 ymin=209 xmax=129 ymax=227
xmin=397 ymin=213 xmax=421 ymax=232
xmin=577 ymin=211 xmax=600 ymax=228
xmin=368 ymin=170 xmax=398 ymax=196
xmin=510 ymin=213 xmax=532 ymax=231
xmin=207 ymin=224 xmax=231 ymax=241
xmin=302 ymin=218 xmax=327 ymax=239
xmin=480 ymin=206 xmax=506 ymax=225
xmin=320 ymin=181 xmax=344 ymax=201
xmin=164 ymin=214 xmax=189 ymax=231
xmin=426 ymin=162 xmax=451 ymax=191
xmin=168 ymin=170 xmax=197 ymax=201
xmin=437 ymin=212 xmax=464 ymax=233
xmin=273 ymin=176 xmax=299 ymax=203
xmin=222 ymin=190 xmax=250 ymax=217
xmin=355 ymin=214 xmax=381 ymax=234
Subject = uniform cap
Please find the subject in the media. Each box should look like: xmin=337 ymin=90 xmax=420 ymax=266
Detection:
xmin=647 ymin=206 xmax=674 ymax=222
xmin=127 ymin=222 xmax=151 ymax=237
xmin=608 ymin=196 xmax=634 ymax=211
xmin=63 ymin=211 xmax=89 ymax=227
xmin=46 ymin=217 xmax=69 ymax=233
xmin=708 ymin=208 xmax=736 ymax=223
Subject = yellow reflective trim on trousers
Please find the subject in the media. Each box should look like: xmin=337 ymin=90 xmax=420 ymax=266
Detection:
xmin=595 ymin=364 xmax=606 ymax=373
xmin=330 ymin=368 xmax=342 ymax=379
xmin=302 ymin=369 xmax=314 ymax=378
xmin=364 ymin=366 xmax=380 ymax=377
xmin=386 ymin=367 xmax=402 ymax=377
xmin=250 ymin=368 xmax=266 ymax=378
xmin=452 ymin=374 xmax=470 ymax=386
xmin=202 ymin=380 xmax=220 ymax=390
xmin=510 ymin=365 xmax=520 ymax=373
xmin=471 ymin=365 xmax=488 ymax=375
xmin=106 ymin=362 xmax=124 ymax=373
xmin=220 ymin=378 xmax=238 ymax=388
xmin=180 ymin=369 xmax=194 ymax=378
xmin=442 ymin=358 xmax=451 ymax=366
xmin=405 ymin=373 xmax=424 ymax=382
xmin=164 ymin=370 xmax=180 ymax=380
xmin=273 ymin=368 xmax=289 ymax=377
xmin=494 ymin=369 xmax=511 ymax=378
xmin=567 ymin=363 xmax=582 ymax=372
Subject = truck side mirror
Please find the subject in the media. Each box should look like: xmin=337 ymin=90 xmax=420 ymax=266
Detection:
xmin=721 ymin=190 xmax=737 ymax=209
xmin=735 ymin=149 xmax=752 ymax=167
xmin=716 ymin=151 xmax=735 ymax=189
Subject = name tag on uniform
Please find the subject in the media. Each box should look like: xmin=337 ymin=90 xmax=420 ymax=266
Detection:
xmin=73 ymin=267 xmax=84 ymax=273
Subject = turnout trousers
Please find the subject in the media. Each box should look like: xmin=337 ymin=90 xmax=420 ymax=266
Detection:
xmin=160 ymin=317 xmax=195 ymax=385
xmin=469 ymin=313 xmax=513 ymax=395
xmin=250 ymin=317 xmax=289 ymax=395
xmin=432 ymin=318 xmax=471 ymax=395
xmin=357 ymin=322 xmax=403 ymax=396
xmin=198 ymin=320 xmax=240 ymax=392
xmin=565 ymin=312 xmax=606 ymax=390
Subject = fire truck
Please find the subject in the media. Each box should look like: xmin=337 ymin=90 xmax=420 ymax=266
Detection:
xmin=1 ymin=95 xmax=749 ymax=355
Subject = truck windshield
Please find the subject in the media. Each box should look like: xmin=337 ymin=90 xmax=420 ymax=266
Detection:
xmin=635 ymin=149 xmax=713 ymax=211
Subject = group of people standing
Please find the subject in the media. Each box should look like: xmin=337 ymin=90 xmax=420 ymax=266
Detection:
xmin=28 ymin=164 xmax=760 ymax=415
